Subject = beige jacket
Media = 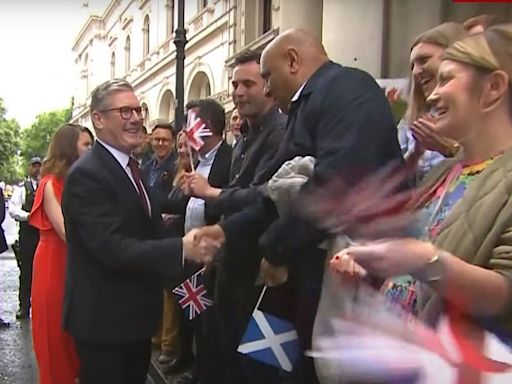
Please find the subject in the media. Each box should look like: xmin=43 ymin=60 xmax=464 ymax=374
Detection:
xmin=417 ymin=148 xmax=512 ymax=327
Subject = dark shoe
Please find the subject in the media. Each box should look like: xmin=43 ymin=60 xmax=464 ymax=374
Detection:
xmin=0 ymin=317 xmax=10 ymax=328
xmin=162 ymin=356 xmax=192 ymax=376
xmin=157 ymin=351 xmax=176 ymax=364
xmin=175 ymin=370 xmax=198 ymax=384
xmin=16 ymin=309 xmax=29 ymax=320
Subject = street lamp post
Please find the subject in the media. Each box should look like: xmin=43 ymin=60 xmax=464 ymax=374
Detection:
xmin=174 ymin=0 xmax=187 ymax=131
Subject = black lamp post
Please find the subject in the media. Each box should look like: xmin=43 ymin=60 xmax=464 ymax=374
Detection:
xmin=174 ymin=0 xmax=187 ymax=130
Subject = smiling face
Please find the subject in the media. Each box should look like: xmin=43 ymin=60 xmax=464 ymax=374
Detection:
xmin=231 ymin=61 xmax=269 ymax=120
xmin=91 ymin=90 xmax=143 ymax=154
xmin=151 ymin=127 xmax=174 ymax=160
xmin=428 ymin=60 xmax=482 ymax=142
xmin=410 ymin=42 xmax=445 ymax=98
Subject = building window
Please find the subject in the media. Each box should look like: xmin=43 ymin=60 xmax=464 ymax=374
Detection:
xmin=125 ymin=36 xmax=131 ymax=73
xmin=143 ymin=15 xmax=150 ymax=57
xmin=262 ymin=0 xmax=272 ymax=33
xmin=166 ymin=0 xmax=174 ymax=37
xmin=200 ymin=0 xmax=208 ymax=9
xmin=84 ymin=53 xmax=89 ymax=96
xmin=111 ymin=52 xmax=116 ymax=78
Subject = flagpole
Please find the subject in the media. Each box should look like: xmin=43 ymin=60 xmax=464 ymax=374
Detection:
xmin=254 ymin=286 xmax=267 ymax=311
xmin=188 ymin=145 xmax=195 ymax=173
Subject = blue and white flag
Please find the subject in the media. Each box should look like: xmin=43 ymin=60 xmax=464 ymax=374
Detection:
xmin=238 ymin=309 xmax=299 ymax=372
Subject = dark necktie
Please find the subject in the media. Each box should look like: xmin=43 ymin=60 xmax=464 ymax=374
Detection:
xmin=128 ymin=157 xmax=150 ymax=215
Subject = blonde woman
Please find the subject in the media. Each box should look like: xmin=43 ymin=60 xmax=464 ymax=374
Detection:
xmin=398 ymin=22 xmax=467 ymax=181
xmin=338 ymin=25 xmax=512 ymax=330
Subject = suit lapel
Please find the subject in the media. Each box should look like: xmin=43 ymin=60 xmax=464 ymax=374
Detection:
xmin=93 ymin=143 xmax=152 ymax=221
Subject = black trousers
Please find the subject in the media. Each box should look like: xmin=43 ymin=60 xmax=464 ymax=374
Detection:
xmin=75 ymin=339 xmax=151 ymax=384
xmin=17 ymin=227 xmax=38 ymax=313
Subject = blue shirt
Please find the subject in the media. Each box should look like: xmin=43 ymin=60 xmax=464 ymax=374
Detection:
xmin=397 ymin=118 xmax=446 ymax=183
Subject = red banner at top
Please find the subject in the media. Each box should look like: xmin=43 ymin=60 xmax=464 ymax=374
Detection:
xmin=453 ymin=0 xmax=512 ymax=2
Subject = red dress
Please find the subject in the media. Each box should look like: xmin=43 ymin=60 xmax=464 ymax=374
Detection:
xmin=30 ymin=174 xmax=80 ymax=384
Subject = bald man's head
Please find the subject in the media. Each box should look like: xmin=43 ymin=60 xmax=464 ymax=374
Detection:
xmin=261 ymin=29 xmax=328 ymax=112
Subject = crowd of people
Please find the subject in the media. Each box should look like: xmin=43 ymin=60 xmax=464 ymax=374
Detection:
xmin=1 ymin=12 xmax=512 ymax=384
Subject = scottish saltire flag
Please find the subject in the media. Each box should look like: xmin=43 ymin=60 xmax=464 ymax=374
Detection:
xmin=172 ymin=267 xmax=212 ymax=320
xmin=185 ymin=111 xmax=212 ymax=151
xmin=238 ymin=309 xmax=299 ymax=372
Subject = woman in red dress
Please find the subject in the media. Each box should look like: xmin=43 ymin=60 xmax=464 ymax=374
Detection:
xmin=30 ymin=123 xmax=94 ymax=384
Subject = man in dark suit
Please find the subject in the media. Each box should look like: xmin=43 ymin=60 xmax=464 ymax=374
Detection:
xmin=185 ymin=50 xmax=286 ymax=384
xmin=195 ymin=29 xmax=404 ymax=383
xmin=61 ymin=79 xmax=217 ymax=384
xmin=0 ymin=187 xmax=10 ymax=328
xmin=162 ymin=98 xmax=232 ymax=384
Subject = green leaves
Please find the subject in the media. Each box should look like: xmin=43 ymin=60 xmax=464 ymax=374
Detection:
xmin=20 ymin=108 xmax=71 ymax=161
xmin=0 ymin=98 xmax=22 ymax=183
xmin=0 ymin=97 xmax=73 ymax=183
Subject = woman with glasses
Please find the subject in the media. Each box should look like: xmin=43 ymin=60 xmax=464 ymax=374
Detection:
xmin=30 ymin=124 xmax=94 ymax=384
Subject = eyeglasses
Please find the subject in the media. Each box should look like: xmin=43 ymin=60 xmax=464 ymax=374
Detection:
xmin=100 ymin=106 xmax=148 ymax=120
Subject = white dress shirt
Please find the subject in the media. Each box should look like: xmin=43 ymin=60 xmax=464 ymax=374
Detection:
xmin=184 ymin=142 xmax=222 ymax=234
xmin=97 ymin=139 xmax=151 ymax=214
xmin=9 ymin=179 xmax=38 ymax=222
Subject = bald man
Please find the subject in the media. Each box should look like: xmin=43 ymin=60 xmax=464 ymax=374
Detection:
xmin=196 ymin=29 xmax=404 ymax=383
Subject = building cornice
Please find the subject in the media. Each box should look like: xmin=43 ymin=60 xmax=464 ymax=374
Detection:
xmin=73 ymin=15 xmax=103 ymax=51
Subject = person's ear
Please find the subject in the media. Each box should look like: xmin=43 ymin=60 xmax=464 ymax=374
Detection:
xmin=480 ymin=70 xmax=509 ymax=113
xmin=286 ymin=48 xmax=300 ymax=74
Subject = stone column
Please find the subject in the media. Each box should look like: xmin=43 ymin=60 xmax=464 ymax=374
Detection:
xmin=322 ymin=0 xmax=385 ymax=78
xmin=278 ymin=0 xmax=323 ymax=39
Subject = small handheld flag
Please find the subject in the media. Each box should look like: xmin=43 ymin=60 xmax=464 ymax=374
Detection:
xmin=172 ymin=267 xmax=213 ymax=320
xmin=237 ymin=286 xmax=299 ymax=372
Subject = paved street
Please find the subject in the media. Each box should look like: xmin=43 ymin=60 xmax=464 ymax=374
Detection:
xmin=0 ymin=248 xmax=38 ymax=384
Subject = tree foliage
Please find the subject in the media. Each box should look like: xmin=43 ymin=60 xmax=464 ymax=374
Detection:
xmin=0 ymin=98 xmax=22 ymax=183
xmin=20 ymin=107 xmax=72 ymax=161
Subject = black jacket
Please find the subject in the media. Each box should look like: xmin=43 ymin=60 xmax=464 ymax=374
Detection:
xmin=211 ymin=107 xmax=286 ymax=216
xmin=62 ymin=142 xmax=183 ymax=344
xmin=221 ymin=61 xmax=404 ymax=279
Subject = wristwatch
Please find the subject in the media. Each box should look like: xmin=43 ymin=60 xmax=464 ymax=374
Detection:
xmin=412 ymin=252 xmax=446 ymax=283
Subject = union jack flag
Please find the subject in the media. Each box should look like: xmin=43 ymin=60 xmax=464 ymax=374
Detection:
xmin=185 ymin=111 xmax=212 ymax=151
xmin=172 ymin=267 xmax=213 ymax=320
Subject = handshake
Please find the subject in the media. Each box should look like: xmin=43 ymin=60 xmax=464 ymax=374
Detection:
xmin=181 ymin=223 xmax=290 ymax=287
xmin=182 ymin=224 xmax=226 ymax=264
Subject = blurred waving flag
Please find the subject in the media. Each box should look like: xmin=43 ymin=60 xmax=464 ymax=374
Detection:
xmin=185 ymin=110 xmax=212 ymax=151
xmin=172 ymin=267 xmax=212 ymax=320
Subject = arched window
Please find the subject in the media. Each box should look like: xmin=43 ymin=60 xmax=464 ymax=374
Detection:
xmin=166 ymin=0 xmax=174 ymax=37
xmin=125 ymin=36 xmax=131 ymax=73
xmin=143 ymin=15 xmax=150 ymax=57
xmin=188 ymin=72 xmax=211 ymax=101
xmin=110 ymin=52 xmax=116 ymax=78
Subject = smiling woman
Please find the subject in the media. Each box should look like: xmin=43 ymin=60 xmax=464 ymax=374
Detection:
xmin=336 ymin=24 xmax=512 ymax=333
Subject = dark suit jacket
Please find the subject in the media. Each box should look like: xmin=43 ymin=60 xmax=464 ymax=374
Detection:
xmin=0 ymin=189 xmax=7 ymax=254
xmin=221 ymin=61 xmax=404 ymax=281
xmin=211 ymin=107 xmax=286 ymax=216
xmin=62 ymin=142 xmax=183 ymax=345
xmin=162 ymin=141 xmax=232 ymax=228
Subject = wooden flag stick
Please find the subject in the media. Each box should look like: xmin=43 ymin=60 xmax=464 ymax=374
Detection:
xmin=188 ymin=144 xmax=195 ymax=172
